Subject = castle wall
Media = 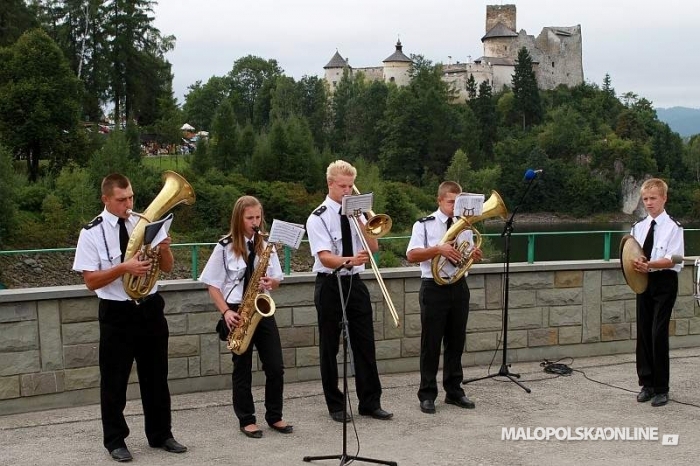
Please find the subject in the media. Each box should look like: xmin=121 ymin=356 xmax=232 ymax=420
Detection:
xmin=383 ymin=63 xmax=412 ymax=87
xmin=483 ymin=37 xmax=517 ymax=58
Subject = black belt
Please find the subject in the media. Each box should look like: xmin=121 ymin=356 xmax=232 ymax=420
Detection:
xmin=101 ymin=293 xmax=157 ymax=306
xmin=421 ymin=277 xmax=464 ymax=284
xmin=317 ymin=272 xmax=360 ymax=279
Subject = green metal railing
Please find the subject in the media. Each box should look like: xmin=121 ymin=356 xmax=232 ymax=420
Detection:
xmin=2 ymin=229 xmax=698 ymax=280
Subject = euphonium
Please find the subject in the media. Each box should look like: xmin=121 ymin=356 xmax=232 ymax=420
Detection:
xmin=122 ymin=171 xmax=196 ymax=299
xmin=430 ymin=190 xmax=508 ymax=286
xmin=227 ymin=229 xmax=276 ymax=355
xmin=352 ymin=185 xmax=392 ymax=238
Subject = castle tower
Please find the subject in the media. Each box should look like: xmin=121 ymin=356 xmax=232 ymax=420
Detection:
xmin=486 ymin=4 xmax=516 ymax=32
xmin=482 ymin=4 xmax=518 ymax=58
xmin=324 ymin=50 xmax=350 ymax=92
xmin=382 ymin=40 xmax=412 ymax=86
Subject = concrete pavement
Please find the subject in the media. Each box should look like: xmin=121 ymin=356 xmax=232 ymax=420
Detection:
xmin=2 ymin=348 xmax=700 ymax=466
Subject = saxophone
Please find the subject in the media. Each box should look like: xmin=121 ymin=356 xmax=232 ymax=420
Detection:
xmin=227 ymin=231 xmax=277 ymax=355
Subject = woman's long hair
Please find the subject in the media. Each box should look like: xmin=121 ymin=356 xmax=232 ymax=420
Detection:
xmin=225 ymin=195 xmax=266 ymax=258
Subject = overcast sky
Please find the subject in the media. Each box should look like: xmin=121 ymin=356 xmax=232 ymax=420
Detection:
xmin=152 ymin=0 xmax=698 ymax=109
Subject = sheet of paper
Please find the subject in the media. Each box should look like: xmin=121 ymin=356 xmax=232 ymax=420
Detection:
xmin=454 ymin=193 xmax=485 ymax=218
xmin=268 ymin=219 xmax=306 ymax=249
xmin=146 ymin=213 xmax=173 ymax=247
xmin=341 ymin=192 xmax=373 ymax=216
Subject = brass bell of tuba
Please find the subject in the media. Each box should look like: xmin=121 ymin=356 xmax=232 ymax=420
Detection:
xmin=430 ymin=190 xmax=508 ymax=286
xmin=352 ymin=185 xmax=392 ymax=238
xmin=122 ymin=171 xmax=196 ymax=299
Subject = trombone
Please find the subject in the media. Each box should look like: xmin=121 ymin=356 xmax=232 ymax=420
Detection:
xmin=352 ymin=186 xmax=392 ymax=238
xmin=345 ymin=200 xmax=401 ymax=328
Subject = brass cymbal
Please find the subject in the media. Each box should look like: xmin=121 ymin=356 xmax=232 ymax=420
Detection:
xmin=619 ymin=234 xmax=648 ymax=294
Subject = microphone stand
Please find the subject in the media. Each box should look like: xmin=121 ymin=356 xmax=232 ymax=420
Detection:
xmin=463 ymin=175 xmax=538 ymax=393
xmin=304 ymin=260 xmax=397 ymax=466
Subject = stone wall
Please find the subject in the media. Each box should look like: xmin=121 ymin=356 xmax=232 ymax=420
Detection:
xmin=2 ymin=261 xmax=699 ymax=415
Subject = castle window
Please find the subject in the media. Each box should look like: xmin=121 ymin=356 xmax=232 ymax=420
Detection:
xmin=390 ymin=77 xmax=395 ymax=83
xmin=333 ymin=81 xmax=337 ymax=87
xmin=552 ymin=62 xmax=555 ymax=67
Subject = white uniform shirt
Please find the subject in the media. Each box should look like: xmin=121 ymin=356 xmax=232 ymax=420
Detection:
xmin=631 ymin=210 xmax=684 ymax=273
xmin=305 ymin=196 xmax=369 ymax=275
xmin=199 ymin=236 xmax=283 ymax=304
xmin=406 ymin=209 xmax=475 ymax=279
xmin=72 ymin=208 xmax=148 ymax=300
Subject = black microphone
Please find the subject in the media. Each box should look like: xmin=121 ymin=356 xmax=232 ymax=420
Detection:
xmin=332 ymin=260 xmax=352 ymax=274
xmin=523 ymin=169 xmax=543 ymax=181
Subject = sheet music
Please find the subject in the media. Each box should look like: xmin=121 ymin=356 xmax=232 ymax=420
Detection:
xmin=341 ymin=192 xmax=373 ymax=216
xmin=454 ymin=193 xmax=485 ymax=217
xmin=146 ymin=213 xmax=173 ymax=247
xmin=268 ymin=219 xmax=305 ymax=249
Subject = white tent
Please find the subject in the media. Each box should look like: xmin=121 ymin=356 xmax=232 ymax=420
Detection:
xmin=180 ymin=123 xmax=195 ymax=131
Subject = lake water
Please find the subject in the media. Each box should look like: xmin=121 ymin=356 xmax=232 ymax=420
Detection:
xmin=479 ymin=221 xmax=700 ymax=263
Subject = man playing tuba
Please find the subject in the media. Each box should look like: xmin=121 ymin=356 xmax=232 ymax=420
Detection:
xmin=72 ymin=173 xmax=187 ymax=462
xmin=406 ymin=181 xmax=482 ymax=415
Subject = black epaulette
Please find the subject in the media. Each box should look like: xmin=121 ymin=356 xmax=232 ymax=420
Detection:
xmin=418 ymin=216 xmax=435 ymax=223
xmin=631 ymin=219 xmax=642 ymax=227
xmin=218 ymin=235 xmax=232 ymax=246
xmin=313 ymin=205 xmax=327 ymax=216
xmin=83 ymin=216 xmax=102 ymax=230
xmin=670 ymin=216 xmax=682 ymax=227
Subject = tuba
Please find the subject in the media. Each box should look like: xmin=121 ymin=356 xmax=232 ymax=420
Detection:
xmin=122 ymin=171 xmax=196 ymax=299
xmin=227 ymin=229 xmax=276 ymax=355
xmin=430 ymin=190 xmax=508 ymax=286
xmin=352 ymin=185 xmax=392 ymax=238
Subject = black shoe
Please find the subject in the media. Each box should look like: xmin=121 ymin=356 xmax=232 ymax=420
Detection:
xmin=240 ymin=425 xmax=263 ymax=438
xmin=269 ymin=422 xmax=294 ymax=434
xmin=109 ymin=447 xmax=132 ymax=462
xmin=637 ymin=387 xmax=654 ymax=403
xmin=420 ymin=400 xmax=436 ymax=414
xmin=445 ymin=395 xmax=476 ymax=409
xmin=330 ymin=410 xmax=352 ymax=423
xmin=651 ymin=393 xmax=669 ymax=407
xmin=158 ymin=438 xmax=187 ymax=453
xmin=359 ymin=407 xmax=393 ymax=420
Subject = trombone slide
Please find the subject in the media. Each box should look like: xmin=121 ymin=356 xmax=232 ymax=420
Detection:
xmin=348 ymin=215 xmax=401 ymax=328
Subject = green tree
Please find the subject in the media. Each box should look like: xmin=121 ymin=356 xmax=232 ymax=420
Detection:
xmin=466 ymin=73 xmax=477 ymax=101
xmin=211 ymin=99 xmax=239 ymax=172
xmin=227 ymin=55 xmax=283 ymax=126
xmin=473 ymin=80 xmax=497 ymax=159
xmin=511 ymin=47 xmax=543 ymax=128
xmin=0 ymin=28 xmax=82 ymax=181
xmin=298 ymin=75 xmax=329 ymax=151
xmin=0 ymin=0 xmax=38 ymax=47
xmin=182 ymin=77 xmax=229 ymax=131
xmin=0 ymin=145 xmax=17 ymax=244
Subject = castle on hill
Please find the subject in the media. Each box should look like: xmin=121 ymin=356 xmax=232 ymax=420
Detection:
xmin=323 ymin=4 xmax=584 ymax=101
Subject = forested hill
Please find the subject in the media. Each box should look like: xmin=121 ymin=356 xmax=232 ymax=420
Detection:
xmin=656 ymin=107 xmax=700 ymax=138
xmin=2 ymin=2 xmax=700 ymax=260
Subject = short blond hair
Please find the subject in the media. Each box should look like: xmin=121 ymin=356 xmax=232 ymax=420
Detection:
xmin=438 ymin=181 xmax=462 ymax=198
xmin=641 ymin=178 xmax=668 ymax=197
xmin=326 ymin=160 xmax=357 ymax=183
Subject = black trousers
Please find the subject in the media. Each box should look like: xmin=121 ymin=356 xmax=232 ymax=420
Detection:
xmin=636 ymin=270 xmax=678 ymax=394
xmin=418 ymin=277 xmax=470 ymax=402
xmin=98 ymin=294 xmax=172 ymax=452
xmin=314 ymin=273 xmax=382 ymax=414
xmin=229 ymin=304 xmax=285 ymax=428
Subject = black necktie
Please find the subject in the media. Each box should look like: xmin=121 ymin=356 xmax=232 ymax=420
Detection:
xmin=642 ymin=219 xmax=656 ymax=260
xmin=446 ymin=217 xmax=453 ymax=231
xmin=118 ymin=218 xmax=129 ymax=262
xmin=340 ymin=208 xmax=353 ymax=257
xmin=244 ymin=240 xmax=256 ymax=291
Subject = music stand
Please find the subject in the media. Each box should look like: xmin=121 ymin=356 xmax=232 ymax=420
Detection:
xmin=463 ymin=175 xmax=539 ymax=394
xmin=304 ymin=270 xmax=397 ymax=466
